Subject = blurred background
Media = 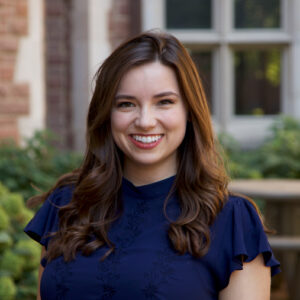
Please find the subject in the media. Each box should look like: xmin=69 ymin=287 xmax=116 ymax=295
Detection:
xmin=0 ymin=0 xmax=299 ymax=299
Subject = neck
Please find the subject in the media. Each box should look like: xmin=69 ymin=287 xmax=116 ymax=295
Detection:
xmin=123 ymin=158 xmax=177 ymax=186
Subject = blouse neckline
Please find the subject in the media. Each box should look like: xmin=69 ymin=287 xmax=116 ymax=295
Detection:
xmin=122 ymin=175 xmax=176 ymax=199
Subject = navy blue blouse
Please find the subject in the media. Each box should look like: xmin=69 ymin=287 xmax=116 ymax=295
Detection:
xmin=24 ymin=176 xmax=280 ymax=300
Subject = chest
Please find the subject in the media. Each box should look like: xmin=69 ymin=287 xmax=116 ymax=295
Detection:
xmin=41 ymin=244 xmax=218 ymax=300
xmin=40 ymin=197 xmax=221 ymax=300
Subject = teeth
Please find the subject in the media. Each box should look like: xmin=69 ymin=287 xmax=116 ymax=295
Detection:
xmin=132 ymin=135 xmax=162 ymax=143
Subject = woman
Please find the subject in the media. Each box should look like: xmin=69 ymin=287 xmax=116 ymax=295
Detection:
xmin=25 ymin=31 xmax=280 ymax=300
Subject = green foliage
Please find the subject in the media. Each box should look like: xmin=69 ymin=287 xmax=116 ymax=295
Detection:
xmin=0 ymin=130 xmax=82 ymax=201
xmin=0 ymin=276 xmax=16 ymax=300
xmin=0 ymin=131 xmax=82 ymax=300
xmin=258 ymin=116 xmax=300 ymax=178
xmin=1 ymin=193 xmax=24 ymax=217
xmin=0 ymin=251 xmax=25 ymax=280
xmin=0 ymin=207 xmax=9 ymax=230
xmin=0 ymin=183 xmax=41 ymax=299
xmin=220 ymin=116 xmax=300 ymax=179
xmin=14 ymin=240 xmax=40 ymax=271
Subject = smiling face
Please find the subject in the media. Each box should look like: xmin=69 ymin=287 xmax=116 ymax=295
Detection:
xmin=111 ymin=62 xmax=188 ymax=183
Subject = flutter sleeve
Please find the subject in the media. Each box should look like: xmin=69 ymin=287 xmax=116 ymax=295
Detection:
xmin=211 ymin=195 xmax=281 ymax=291
xmin=24 ymin=185 xmax=73 ymax=249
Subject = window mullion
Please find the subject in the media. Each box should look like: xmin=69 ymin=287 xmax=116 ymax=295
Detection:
xmin=141 ymin=0 xmax=164 ymax=30
xmin=289 ymin=0 xmax=300 ymax=119
xmin=214 ymin=0 xmax=233 ymax=129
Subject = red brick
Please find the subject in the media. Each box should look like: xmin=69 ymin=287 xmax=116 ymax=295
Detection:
xmin=9 ymin=17 xmax=28 ymax=35
xmin=0 ymin=64 xmax=14 ymax=81
xmin=118 ymin=1 xmax=130 ymax=15
xmin=0 ymin=19 xmax=8 ymax=34
xmin=0 ymin=83 xmax=9 ymax=98
xmin=16 ymin=1 xmax=28 ymax=18
xmin=0 ymin=52 xmax=15 ymax=62
xmin=0 ymin=5 xmax=14 ymax=17
xmin=0 ymin=36 xmax=18 ymax=52
xmin=0 ymin=120 xmax=19 ymax=143
xmin=0 ymin=0 xmax=6 ymax=6
xmin=0 ymin=117 xmax=18 ymax=140
xmin=11 ymin=83 xmax=29 ymax=98
xmin=0 ymin=99 xmax=29 ymax=115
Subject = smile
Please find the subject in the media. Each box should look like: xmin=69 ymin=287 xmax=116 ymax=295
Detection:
xmin=129 ymin=134 xmax=164 ymax=149
xmin=131 ymin=134 xmax=163 ymax=144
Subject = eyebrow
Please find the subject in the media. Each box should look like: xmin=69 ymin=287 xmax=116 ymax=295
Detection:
xmin=115 ymin=91 xmax=180 ymax=100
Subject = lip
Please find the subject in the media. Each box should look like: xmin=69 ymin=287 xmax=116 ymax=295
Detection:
xmin=129 ymin=134 xmax=164 ymax=150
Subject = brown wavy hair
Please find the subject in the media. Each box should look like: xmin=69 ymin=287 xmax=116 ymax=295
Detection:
xmin=28 ymin=31 xmax=230 ymax=263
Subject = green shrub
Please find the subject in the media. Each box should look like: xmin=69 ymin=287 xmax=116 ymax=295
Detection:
xmin=219 ymin=116 xmax=300 ymax=179
xmin=258 ymin=116 xmax=300 ymax=178
xmin=0 ymin=130 xmax=82 ymax=201
xmin=15 ymin=240 xmax=40 ymax=271
xmin=218 ymin=133 xmax=263 ymax=179
xmin=0 ymin=131 xmax=82 ymax=300
xmin=1 ymin=193 xmax=24 ymax=217
xmin=0 ymin=232 xmax=13 ymax=252
xmin=0 ymin=183 xmax=41 ymax=300
xmin=0 ymin=276 xmax=17 ymax=300
xmin=0 ymin=207 xmax=9 ymax=230
xmin=0 ymin=251 xmax=25 ymax=280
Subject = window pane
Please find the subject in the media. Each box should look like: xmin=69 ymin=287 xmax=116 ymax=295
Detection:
xmin=166 ymin=0 xmax=211 ymax=29
xmin=190 ymin=51 xmax=213 ymax=112
xmin=235 ymin=0 xmax=280 ymax=28
xmin=234 ymin=50 xmax=281 ymax=115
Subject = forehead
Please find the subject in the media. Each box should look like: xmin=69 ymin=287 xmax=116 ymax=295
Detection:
xmin=116 ymin=62 xmax=180 ymax=95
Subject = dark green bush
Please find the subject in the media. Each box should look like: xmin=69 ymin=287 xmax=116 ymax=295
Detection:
xmin=0 ymin=183 xmax=39 ymax=300
xmin=0 ymin=130 xmax=82 ymax=201
xmin=0 ymin=131 xmax=82 ymax=299
xmin=220 ymin=116 xmax=300 ymax=179
xmin=258 ymin=116 xmax=300 ymax=178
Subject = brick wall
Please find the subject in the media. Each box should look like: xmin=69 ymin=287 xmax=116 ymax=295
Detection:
xmin=45 ymin=0 xmax=141 ymax=151
xmin=0 ymin=0 xmax=29 ymax=143
xmin=109 ymin=0 xmax=141 ymax=50
xmin=45 ymin=0 xmax=73 ymax=150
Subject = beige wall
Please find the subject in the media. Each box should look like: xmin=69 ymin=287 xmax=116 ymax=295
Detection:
xmin=17 ymin=0 xmax=45 ymax=145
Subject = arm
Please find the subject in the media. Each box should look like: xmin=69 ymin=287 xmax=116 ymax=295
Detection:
xmin=219 ymin=254 xmax=271 ymax=300
xmin=37 ymin=247 xmax=46 ymax=300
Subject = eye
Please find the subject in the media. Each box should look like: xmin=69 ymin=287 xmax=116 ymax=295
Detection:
xmin=158 ymin=99 xmax=174 ymax=105
xmin=117 ymin=101 xmax=135 ymax=108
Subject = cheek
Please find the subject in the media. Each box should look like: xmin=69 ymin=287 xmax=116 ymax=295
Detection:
xmin=161 ymin=109 xmax=187 ymax=132
xmin=111 ymin=112 xmax=131 ymax=133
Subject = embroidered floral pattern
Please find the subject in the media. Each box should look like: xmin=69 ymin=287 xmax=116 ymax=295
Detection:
xmin=51 ymin=258 xmax=72 ymax=300
xmin=142 ymin=248 xmax=178 ymax=299
xmin=97 ymin=196 xmax=150 ymax=299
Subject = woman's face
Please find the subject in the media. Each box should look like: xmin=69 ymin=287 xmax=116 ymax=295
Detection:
xmin=111 ymin=62 xmax=188 ymax=178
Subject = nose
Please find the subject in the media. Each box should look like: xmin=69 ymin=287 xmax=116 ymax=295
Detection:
xmin=134 ymin=107 xmax=157 ymax=130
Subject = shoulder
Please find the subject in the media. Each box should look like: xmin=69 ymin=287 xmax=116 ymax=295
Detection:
xmin=218 ymin=194 xmax=259 ymax=220
xmin=24 ymin=184 xmax=75 ymax=247
xmin=211 ymin=194 xmax=264 ymax=237
xmin=208 ymin=194 xmax=280 ymax=290
xmin=45 ymin=184 xmax=75 ymax=207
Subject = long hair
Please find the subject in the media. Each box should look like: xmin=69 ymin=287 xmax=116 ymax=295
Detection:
xmin=28 ymin=31 xmax=229 ymax=262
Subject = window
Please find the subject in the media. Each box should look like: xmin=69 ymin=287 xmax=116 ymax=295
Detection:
xmin=190 ymin=50 xmax=213 ymax=111
xmin=166 ymin=0 xmax=212 ymax=29
xmin=142 ymin=0 xmax=296 ymax=145
xmin=234 ymin=0 xmax=281 ymax=29
xmin=234 ymin=49 xmax=281 ymax=115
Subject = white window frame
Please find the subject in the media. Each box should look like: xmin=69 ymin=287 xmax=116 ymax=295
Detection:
xmin=141 ymin=0 xmax=300 ymax=146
